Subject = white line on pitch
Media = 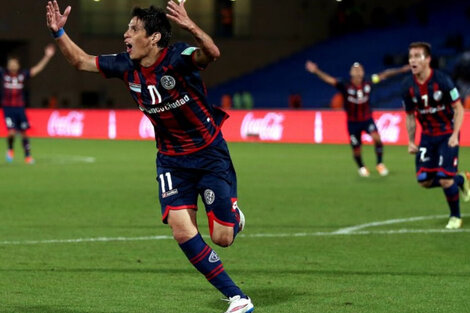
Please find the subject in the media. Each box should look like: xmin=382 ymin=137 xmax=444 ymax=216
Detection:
xmin=1 ymin=227 xmax=469 ymax=246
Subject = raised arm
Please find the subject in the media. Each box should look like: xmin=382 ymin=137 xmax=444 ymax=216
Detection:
xmin=46 ymin=0 xmax=98 ymax=72
xmin=166 ymin=0 xmax=220 ymax=68
xmin=30 ymin=44 xmax=56 ymax=77
xmin=305 ymin=60 xmax=337 ymax=86
xmin=373 ymin=65 xmax=410 ymax=83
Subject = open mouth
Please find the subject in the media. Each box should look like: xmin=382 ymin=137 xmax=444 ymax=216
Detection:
xmin=125 ymin=43 xmax=133 ymax=54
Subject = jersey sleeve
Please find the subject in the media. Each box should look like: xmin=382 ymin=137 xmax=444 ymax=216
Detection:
xmin=401 ymin=78 xmax=415 ymax=113
xmin=97 ymin=53 xmax=133 ymax=79
xmin=439 ymin=72 xmax=460 ymax=104
xmin=22 ymin=69 xmax=31 ymax=80
xmin=335 ymin=79 xmax=347 ymax=93
xmin=170 ymin=42 xmax=205 ymax=72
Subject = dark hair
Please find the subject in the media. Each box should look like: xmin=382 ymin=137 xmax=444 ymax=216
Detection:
xmin=132 ymin=6 xmax=172 ymax=48
xmin=7 ymin=55 xmax=20 ymax=62
xmin=409 ymin=42 xmax=431 ymax=57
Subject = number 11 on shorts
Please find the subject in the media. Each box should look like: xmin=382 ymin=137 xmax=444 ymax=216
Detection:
xmin=159 ymin=172 xmax=173 ymax=193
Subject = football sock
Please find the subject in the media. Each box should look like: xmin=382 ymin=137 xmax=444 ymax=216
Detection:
xmin=22 ymin=138 xmax=31 ymax=157
xmin=7 ymin=136 xmax=14 ymax=150
xmin=454 ymin=174 xmax=464 ymax=189
xmin=443 ymin=183 xmax=460 ymax=218
xmin=375 ymin=142 xmax=383 ymax=164
xmin=353 ymin=147 xmax=364 ymax=168
xmin=179 ymin=233 xmax=246 ymax=299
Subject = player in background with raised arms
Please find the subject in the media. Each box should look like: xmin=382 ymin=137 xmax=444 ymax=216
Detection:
xmin=46 ymin=1 xmax=253 ymax=312
xmin=306 ymin=60 xmax=409 ymax=177
xmin=1 ymin=44 xmax=55 ymax=164
xmin=402 ymin=42 xmax=470 ymax=229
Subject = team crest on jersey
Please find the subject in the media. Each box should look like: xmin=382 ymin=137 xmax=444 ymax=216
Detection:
xmin=364 ymin=84 xmax=371 ymax=93
xmin=433 ymin=90 xmax=443 ymax=102
xmin=204 ymin=189 xmax=215 ymax=205
xmin=161 ymin=75 xmax=176 ymax=90
xmin=347 ymin=88 xmax=355 ymax=95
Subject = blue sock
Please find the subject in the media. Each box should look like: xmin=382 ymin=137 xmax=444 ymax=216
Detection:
xmin=443 ymin=183 xmax=460 ymax=218
xmin=375 ymin=143 xmax=383 ymax=164
xmin=22 ymin=138 xmax=31 ymax=157
xmin=454 ymin=174 xmax=464 ymax=189
xmin=179 ymin=233 xmax=246 ymax=298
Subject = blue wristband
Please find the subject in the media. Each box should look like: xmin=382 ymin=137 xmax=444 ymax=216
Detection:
xmin=51 ymin=28 xmax=65 ymax=39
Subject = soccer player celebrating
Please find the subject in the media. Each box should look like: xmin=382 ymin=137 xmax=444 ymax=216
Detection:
xmin=46 ymin=1 xmax=254 ymax=312
xmin=1 ymin=44 xmax=55 ymax=164
xmin=402 ymin=41 xmax=470 ymax=229
xmin=306 ymin=60 xmax=409 ymax=177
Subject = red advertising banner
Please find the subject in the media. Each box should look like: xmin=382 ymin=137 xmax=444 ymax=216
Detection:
xmin=1 ymin=108 xmax=469 ymax=146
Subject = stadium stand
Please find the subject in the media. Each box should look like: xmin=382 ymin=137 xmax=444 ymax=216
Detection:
xmin=208 ymin=1 xmax=470 ymax=109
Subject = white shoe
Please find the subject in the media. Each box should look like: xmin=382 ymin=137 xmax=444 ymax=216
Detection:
xmin=376 ymin=163 xmax=389 ymax=176
xmin=458 ymin=171 xmax=470 ymax=202
xmin=445 ymin=216 xmax=462 ymax=229
xmin=358 ymin=167 xmax=370 ymax=177
xmin=224 ymin=295 xmax=254 ymax=313
xmin=233 ymin=201 xmax=245 ymax=232
xmin=238 ymin=208 xmax=246 ymax=232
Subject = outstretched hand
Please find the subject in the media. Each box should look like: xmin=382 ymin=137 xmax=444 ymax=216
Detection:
xmin=166 ymin=0 xmax=195 ymax=31
xmin=46 ymin=0 xmax=71 ymax=32
xmin=44 ymin=44 xmax=56 ymax=57
xmin=305 ymin=61 xmax=318 ymax=74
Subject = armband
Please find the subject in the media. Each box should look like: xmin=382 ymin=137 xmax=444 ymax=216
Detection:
xmin=51 ymin=28 xmax=65 ymax=39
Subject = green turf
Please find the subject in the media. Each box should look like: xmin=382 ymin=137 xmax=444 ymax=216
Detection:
xmin=1 ymin=138 xmax=469 ymax=313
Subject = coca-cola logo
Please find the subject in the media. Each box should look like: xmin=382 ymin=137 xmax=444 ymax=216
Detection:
xmin=240 ymin=112 xmax=284 ymax=141
xmin=47 ymin=111 xmax=84 ymax=137
xmin=139 ymin=115 xmax=155 ymax=139
xmin=362 ymin=113 xmax=402 ymax=143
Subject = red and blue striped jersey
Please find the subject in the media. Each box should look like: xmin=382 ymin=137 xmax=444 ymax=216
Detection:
xmin=402 ymin=69 xmax=460 ymax=136
xmin=335 ymin=79 xmax=373 ymax=122
xmin=0 ymin=68 xmax=30 ymax=108
xmin=97 ymin=42 xmax=228 ymax=155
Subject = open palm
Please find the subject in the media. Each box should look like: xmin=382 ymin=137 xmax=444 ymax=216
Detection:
xmin=46 ymin=0 xmax=71 ymax=32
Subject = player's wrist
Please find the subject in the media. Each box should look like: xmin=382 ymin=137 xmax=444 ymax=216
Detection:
xmin=51 ymin=28 xmax=65 ymax=39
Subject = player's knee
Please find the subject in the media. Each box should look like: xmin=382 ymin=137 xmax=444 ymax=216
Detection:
xmin=439 ymin=178 xmax=453 ymax=188
xmin=419 ymin=180 xmax=433 ymax=188
xmin=210 ymin=231 xmax=233 ymax=247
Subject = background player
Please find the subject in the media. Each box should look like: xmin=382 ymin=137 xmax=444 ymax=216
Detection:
xmin=306 ymin=60 xmax=409 ymax=177
xmin=402 ymin=41 xmax=470 ymax=229
xmin=1 ymin=44 xmax=55 ymax=164
xmin=46 ymin=1 xmax=254 ymax=312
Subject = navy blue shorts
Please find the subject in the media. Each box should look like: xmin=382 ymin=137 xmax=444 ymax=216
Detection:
xmin=347 ymin=118 xmax=378 ymax=147
xmin=156 ymin=134 xmax=239 ymax=229
xmin=416 ymin=133 xmax=459 ymax=182
xmin=2 ymin=107 xmax=30 ymax=131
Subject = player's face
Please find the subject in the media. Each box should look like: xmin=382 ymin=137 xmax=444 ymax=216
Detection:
xmin=350 ymin=64 xmax=364 ymax=83
xmin=7 ymin=59 xmax=20 ymax=73
xmin=124 ymin=17 xmax=154 ymax=60
xmin=408 ymin=48 xmax=430 ymax=75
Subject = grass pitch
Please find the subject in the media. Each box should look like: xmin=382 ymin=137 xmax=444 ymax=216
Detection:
xmin=0 ymin=138 xmax=469 ymax=313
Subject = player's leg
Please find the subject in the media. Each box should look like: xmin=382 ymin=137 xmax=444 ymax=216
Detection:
xmin=368 ymin=120 xmax=388 ymax=176
xmin=157 ymin=160 xmax=252 ymax=312
xmin=436 ymin=137 xmax=462 ymax=229
xmin=3 ymin=109 xmax=16 ymax=162
xmin=18 ymin=109 xmax=33 ymax=163
xmin=348 ymin=122 xmax=368 ymax=177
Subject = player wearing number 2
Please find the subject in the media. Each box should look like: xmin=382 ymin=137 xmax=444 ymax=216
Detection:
xmin=402 ymin=42 xmax=470 ymax=229
xmin=46 ymin=1 xmax=253 ymax=312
